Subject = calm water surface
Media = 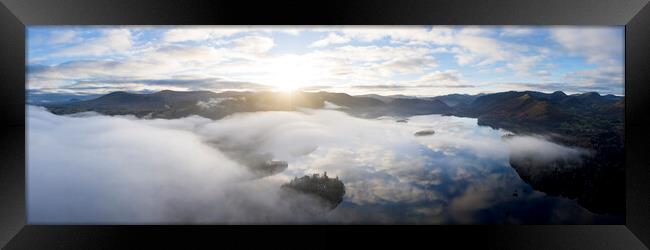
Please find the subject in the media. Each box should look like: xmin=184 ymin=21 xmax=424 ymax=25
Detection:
xmin=28 ymin=107 xmax=623 ymax=224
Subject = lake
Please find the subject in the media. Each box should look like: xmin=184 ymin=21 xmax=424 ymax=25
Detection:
xmin=27 ymin=106 xmax=623 ymax=224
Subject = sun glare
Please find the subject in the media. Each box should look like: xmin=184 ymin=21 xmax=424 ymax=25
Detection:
xmin=265 ymin=56 xmax=319 ymax=91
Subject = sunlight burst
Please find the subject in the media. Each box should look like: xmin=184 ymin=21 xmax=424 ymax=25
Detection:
xmin=265 ymin=56 xmax=320 ymax=91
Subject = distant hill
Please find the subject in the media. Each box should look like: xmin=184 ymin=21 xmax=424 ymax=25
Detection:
xmin=27 ymin=91 xmax=102 ymax=105
xmin=359 ymin=92 xmax=483 ymax=109
xmin=355 ymin=94 xmax=396 ymax=103
xmin=387 ymin=98 xmax=452 ymax=116
xmin=45 ymin=90 xmax=454 ymax=119
xmin=456 ymin=91 xmax=623 ymax=147
xmin=430 ymin=93 xmax=483 ymax=107
xmin=46 ymin=90 xmax=231 ymax=119
xmin=44 ymin=89 xmax=623 ymax=155
xmin=356 ymin=93 xmax=418 ymax=102
xmin=43 ymin=90 xmax=623 ymax=138
xmin=457 ymin=90 xmax=624 ymax=215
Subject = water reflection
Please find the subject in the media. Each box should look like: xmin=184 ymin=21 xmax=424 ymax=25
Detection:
xmin=218 ymin=112 xmax=622 ymax=224
xmin=28 ymin=107 xmax=623 ymax=224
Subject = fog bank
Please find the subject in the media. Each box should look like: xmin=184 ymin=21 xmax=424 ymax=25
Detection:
xmin=28 ymin=106 xmax=603 ymax=224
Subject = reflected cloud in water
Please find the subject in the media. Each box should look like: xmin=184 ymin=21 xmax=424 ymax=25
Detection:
xmin=27 ymin=106 xmax=622 ymax=224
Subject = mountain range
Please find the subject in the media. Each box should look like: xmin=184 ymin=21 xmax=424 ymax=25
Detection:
xmin=44 ymin=90 xmax=455 ymax=119
xmin=43 ymin=89 xmax=623 ymax=143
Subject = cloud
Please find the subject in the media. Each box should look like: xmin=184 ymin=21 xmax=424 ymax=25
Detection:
xmin=313 ymin=45 xmax=434 ymax=62
xmin=162 ymin=27 xmax=300 ymax=44
xmin=551 ymin=27 xmax=623 ymax=65
xmin=375 ymin=57 xmax=438 ymax=75
xmin=303 ymin=45 xmax=440 ymax=82
xmin=51 ymin=29 xmax=133 ymax=57
xmin=162 ymin=28 xmax=241 ymax=43
xmin=28 ymin=106 xmax=600 ymax=224
xmin=506 ymin=135 xmax=590 ymax=163
xmin=310 ymin=33 xmax=351 ymax=47
xmin=146 ymin=44 xmax=230 ymax=62
xmin=230 ymin=36 xmax=275 ymax=54
xmin=505 ymin=55 xmax=545 ymax=77
xmin=27 ymin=106 xmax=330 ymax=224
xmin=562 ymin=65 xmax=624 ymax=92
xmin=27 ymin=43 xmax=273 ymax=91
xmin=277 ymin=28 xmax=301 ymax=36
xmin=420 ymin=27 xmax=550 ymax=79
xmin=345 ymin=70 xmax=468 ymax=94
xmin=27 ymin=26 xmax=625 ymax=96
xmin=49 ymin=30 xmax=81 ymax=44
xmin=500 ymin=27 xmax=535 ymax=37
xmin=317 ymin=26 xmax=456 ymax=46
xmin=61 ymin=78 xmax=271 ymax=94
xmin=416 ymin=70 xmax=462 ymax=84
xmin=454 ymin=32 xmax=513 ymax=65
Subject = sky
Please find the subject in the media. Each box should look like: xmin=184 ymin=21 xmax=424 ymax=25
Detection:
xmin=27 ymin=26 xmax=625 ymax=97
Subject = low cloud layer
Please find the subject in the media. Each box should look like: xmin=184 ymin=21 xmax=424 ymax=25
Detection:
xmin=28 ymin=106 xmax=606 ymax=224
xmin=507 ymin=135 xmax=591 ymax=164
xmin=28 ymin=106 xmax=326 ymax=224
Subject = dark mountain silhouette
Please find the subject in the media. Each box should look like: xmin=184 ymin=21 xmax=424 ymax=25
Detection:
xmin=430 ymin=93 xmax=483 ymax=107
xmin=43 ymin=90 xmax=623 ymax=140
xmin=27 ymin=90 xmax=102 ymax=105
xmin=355 ymin=94 xmax=400 ymax=103
xmin=45 ymin=90 xmax=454 ymax=119
xmin=455 ymin=91 xmax=624 ymax=147
xmin=458 ymin=90 xmax=624 ymax=215
xmin=356 ymin=93 xmax=417 ymax=103
xmin=387 ymin=98 xmax=452 ymax=116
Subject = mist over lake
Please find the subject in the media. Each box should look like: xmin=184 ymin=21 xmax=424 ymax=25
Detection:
xmin=27 ymin=105 xmax=621 ymax=224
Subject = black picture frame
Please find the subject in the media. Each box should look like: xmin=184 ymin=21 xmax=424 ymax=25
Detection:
xmin=1 ymin=0 xmax=649 ymax=249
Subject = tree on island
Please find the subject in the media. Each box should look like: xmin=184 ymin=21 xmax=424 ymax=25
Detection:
xmin=282 ymin=171 xmax=345 ymax=209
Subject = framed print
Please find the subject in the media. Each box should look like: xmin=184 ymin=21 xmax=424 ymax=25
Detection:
xmin=1 ymin=0 xmax=649 ymax=249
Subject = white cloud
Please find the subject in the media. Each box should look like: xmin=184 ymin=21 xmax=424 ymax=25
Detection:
xmin=28 ymin=26 xmax=624 ymax=96
xmin=162 ymin=28 xmax=241 ymax=43
xmin=551 ymin=27 xmax=623 ymax=65
xmin=500 ymin=27 xmax=534 ymax=37
xmin=387 ymin=58 xmax=439 ymax=74
xmin=309 ymin=33 xmax=351 ymax=47
xmin=51 ymin=29 xmax=133 ymax=57
xmin=563 ymin=65 xmax=624 ymax=91
xmin=30 ymin=32 xmax=525 ymax=96
xmin=454 ymin=32 xmax=512 ymax=65
xmin=416 ymin=70 xmax=462 ymax=85
xmin=312 ymin=45 xmax=435 ymax=64
xmin=28 ymin=43 xmax=255 ymax=90
xmin=49 ymin=30 xmax=80 ymax=44
xmin=27 ymin=106 xmax=332 ymax=224
xmin=308 ymin=26 xmax=457 ymax=46
xmin=278 ymin=28 xmax=301 ymax=36
xmin=230 ymin=35 xmax=275 ymax=54
xmin=506 ymin=55 xmax=545 ymax=77
xmin=506 ymin=136 xmax=590 ymax=163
